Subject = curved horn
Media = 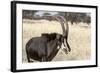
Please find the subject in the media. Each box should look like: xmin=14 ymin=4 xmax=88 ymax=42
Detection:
xmin=52 ymin=15 xmax=71 ymax=52
xmin=53 ymin=15 xmax=69 ymax=40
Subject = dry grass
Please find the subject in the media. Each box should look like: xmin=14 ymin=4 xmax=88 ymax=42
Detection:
xmin=22 ymin=19 xmax=91 ymax=63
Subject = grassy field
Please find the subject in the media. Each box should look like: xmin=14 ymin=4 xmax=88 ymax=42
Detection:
xmin=22 ymin=19 xmax=91 ymax=63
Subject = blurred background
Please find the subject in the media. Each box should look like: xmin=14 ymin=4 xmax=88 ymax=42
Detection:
xmin=23 ymin=10 xmax=91 ymax=24
xmin=22 ymin=10 xmax=91 ymax=63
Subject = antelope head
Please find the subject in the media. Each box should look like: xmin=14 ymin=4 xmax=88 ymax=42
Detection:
xmin=53 ymin=15 xmax=71 ymax=54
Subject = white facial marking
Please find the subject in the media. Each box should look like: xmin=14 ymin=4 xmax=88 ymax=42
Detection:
xmin=61 ymin=43 xmax=66 ymax=49
xmin=57 ymin=46 xmax=60 ymax=50
xmin=64 ymin=39 xmax=67 ymax=48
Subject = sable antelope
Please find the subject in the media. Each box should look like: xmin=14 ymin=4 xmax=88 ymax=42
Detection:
xmin=25 ymin=15 xmax=71 ymax=62
xmin=26 ymin=33 xmax=65 ymax=62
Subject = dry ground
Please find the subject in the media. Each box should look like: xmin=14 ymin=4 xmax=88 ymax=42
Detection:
xmin=22 ymin=19 xmax=91 ymax=63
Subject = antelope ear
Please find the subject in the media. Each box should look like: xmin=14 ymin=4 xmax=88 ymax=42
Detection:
xmin=56 ymin=34 xmax=60 ymax=39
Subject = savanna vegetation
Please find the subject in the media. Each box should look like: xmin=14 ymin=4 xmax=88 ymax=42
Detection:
xmin=22 ymin=10 xmax=91 ymax=62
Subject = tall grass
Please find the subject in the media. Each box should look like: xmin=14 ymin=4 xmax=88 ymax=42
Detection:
xmin=22 ymin=19 xmax=91 ymax=62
